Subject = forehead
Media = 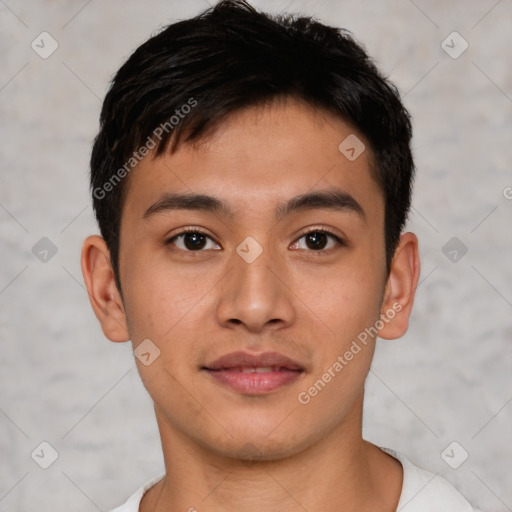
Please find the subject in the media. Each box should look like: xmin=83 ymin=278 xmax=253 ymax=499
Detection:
xmin=122 ymin=97 xmax=383 ymax=222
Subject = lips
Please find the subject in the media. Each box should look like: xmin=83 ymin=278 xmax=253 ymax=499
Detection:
xmin=204 ymin=351 xmax=304 ymax=372
xmin=202 ymin=351 xmax=305 ymax=394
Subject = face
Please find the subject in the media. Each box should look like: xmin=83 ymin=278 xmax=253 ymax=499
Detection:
xmin=89 ymin=98 xmax=408 ymax=461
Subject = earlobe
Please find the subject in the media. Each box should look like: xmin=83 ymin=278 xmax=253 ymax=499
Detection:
xmin=81 ymin=235 xmax=130 ymax=343
xmin=378 ymin=232 xmax=420 ymax=340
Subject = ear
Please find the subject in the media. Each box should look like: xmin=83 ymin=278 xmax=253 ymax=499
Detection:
xmin=81 ymin=235 xmax=130 ymax=342
xmin=378 ymin=232 xmax=420 ymax=340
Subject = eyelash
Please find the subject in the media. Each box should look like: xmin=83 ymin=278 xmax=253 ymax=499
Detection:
xmin=165 ymin=226 xmax=345 ymax=253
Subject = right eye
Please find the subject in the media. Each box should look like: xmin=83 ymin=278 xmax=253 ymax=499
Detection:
xmin=166 ymin=230 xmax=221 ymax=251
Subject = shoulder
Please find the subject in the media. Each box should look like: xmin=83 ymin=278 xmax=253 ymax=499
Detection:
xmin=381 ymin=447 xmax=475 ymax=512
xmin=108 ymin=473 xmax=165 ymax=512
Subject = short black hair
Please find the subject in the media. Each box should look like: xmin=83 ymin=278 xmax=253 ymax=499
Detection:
xmin=90 ymin=0 xmax=414 ymax=291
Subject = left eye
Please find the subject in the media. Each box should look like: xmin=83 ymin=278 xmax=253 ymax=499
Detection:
xmin=292 ymin=230 xmax=341 ymax=251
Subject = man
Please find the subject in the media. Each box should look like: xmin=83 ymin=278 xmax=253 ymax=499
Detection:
xmin=81 ymin=1 xmax=474 ymax=510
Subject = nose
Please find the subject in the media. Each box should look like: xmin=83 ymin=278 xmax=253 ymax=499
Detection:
xmin=216 ymin=244 xmax=295 ymax=334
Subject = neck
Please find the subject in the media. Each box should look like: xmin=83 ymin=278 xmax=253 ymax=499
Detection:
xmin=140 ymin=397 xmax=402 ymax=512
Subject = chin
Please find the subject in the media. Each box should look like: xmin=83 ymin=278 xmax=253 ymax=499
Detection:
xmin=201 ymin=421 xmax=314 ymax=463
xmin=217 ymin=439 xmax=305 ymax=463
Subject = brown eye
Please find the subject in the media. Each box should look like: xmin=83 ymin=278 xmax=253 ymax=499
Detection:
xmin=183 ymin=232 xmax=207 ymax=250
xmin=168 ymin=231 xmax=221 ymax=251
xmin=304 ymin=231 xmax=329 ymax=250
xmin=292 ymin=230 xmax=342 ymax=251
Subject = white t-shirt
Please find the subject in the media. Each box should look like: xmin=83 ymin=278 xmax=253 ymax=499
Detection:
xmin=110 ymin=448 xmax=474 ymax=512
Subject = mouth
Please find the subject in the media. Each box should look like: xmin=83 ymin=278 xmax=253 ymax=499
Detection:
xmin=202 ymin=351 xmax=305 ymax=394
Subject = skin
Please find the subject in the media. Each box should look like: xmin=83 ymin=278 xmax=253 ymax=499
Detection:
xmin=82 ymin=97 xmax=420 ymax=512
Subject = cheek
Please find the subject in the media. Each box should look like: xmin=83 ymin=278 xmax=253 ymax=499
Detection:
xmin=292 ymin=270 xmax=380 ymax=421
xmin=291 ymin=259 xmax=384 ymax=338
xmin=120 ymin=247 xmax=217 ymax=341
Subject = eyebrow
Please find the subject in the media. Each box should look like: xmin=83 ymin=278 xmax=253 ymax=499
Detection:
xmin=143 ymin=190 xmax=366 ymax=221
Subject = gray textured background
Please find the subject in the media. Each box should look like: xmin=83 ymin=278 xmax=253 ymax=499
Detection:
xmin=1 ymin=1 xmax=511 ymax=511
